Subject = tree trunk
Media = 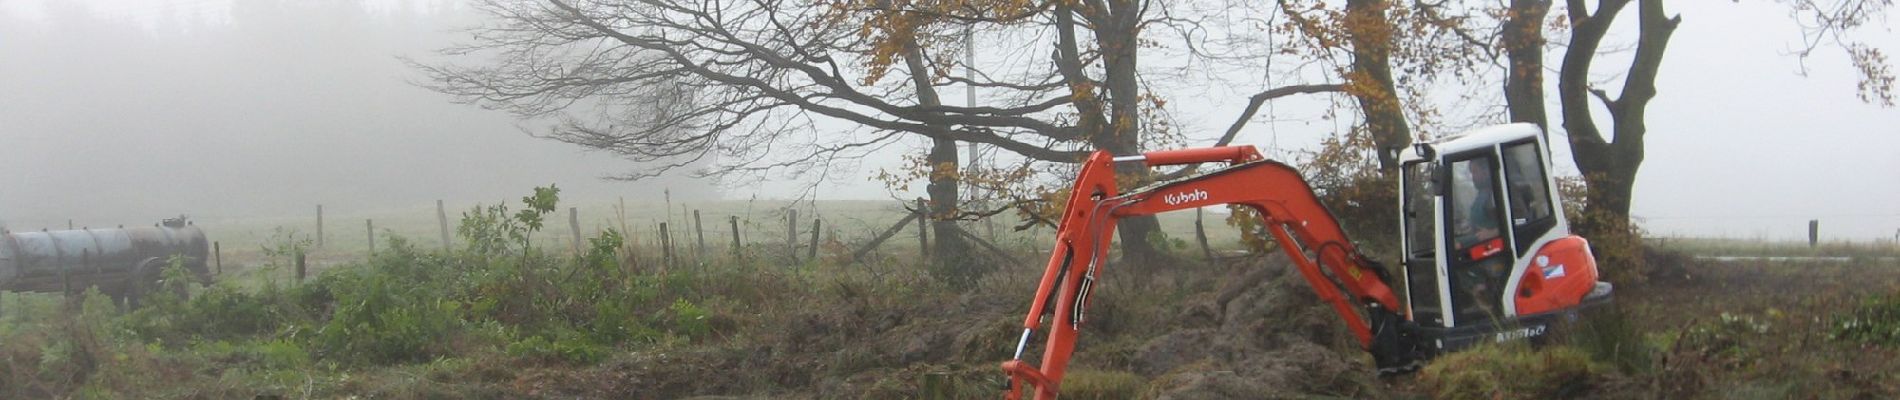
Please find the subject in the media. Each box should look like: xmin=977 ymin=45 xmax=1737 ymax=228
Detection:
xmin=1504 ymin=0 xmax=1552 ymax=130
xmin=926 ymin=137 xmax=973 ymax=265
xmin=898 ymin=23 xmax=980 ymax=285
xmin=1097 ymin=0 xmax=1166 ymax=265
xmin=1345 ymin=0 xmax=1412 ymax=170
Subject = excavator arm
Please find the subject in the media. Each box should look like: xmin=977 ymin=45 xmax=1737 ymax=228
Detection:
xmin=1001 ymin=147 xmax=1422 ymax=400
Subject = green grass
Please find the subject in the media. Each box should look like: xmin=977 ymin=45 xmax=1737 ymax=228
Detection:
xmin=1650 ymin=236 xmax=1900 ymax=259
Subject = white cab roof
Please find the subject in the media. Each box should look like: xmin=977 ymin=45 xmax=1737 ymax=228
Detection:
xmin=1399 ymin=123 xmax=1543 ymax=163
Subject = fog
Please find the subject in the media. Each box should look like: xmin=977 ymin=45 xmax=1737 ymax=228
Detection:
xmin=0 ymin=0 xmax=716 ymax=227
xmin=1 ymin=0 xmax=1895 ymax=241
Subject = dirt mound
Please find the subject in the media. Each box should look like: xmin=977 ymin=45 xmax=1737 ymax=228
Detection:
xmin=1134 ymin=257 xmax=1379 ymax=398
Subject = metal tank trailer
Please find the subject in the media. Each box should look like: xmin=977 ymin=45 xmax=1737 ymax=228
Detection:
xmin=0 ymin=216 xmax=212 ymax=302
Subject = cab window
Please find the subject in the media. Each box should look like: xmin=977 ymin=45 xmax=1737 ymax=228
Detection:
xmin=1500 ymin=141 xmax=1555 ymax=251
xmin=1446 ymin=155 xmax=1509 ymax=324
xmin=1401 ymin=162 xmax=1437 ymax=258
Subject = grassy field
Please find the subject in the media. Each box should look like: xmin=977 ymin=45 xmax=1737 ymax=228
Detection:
xmin=1 ymin=195 xmax=1896 ymax=399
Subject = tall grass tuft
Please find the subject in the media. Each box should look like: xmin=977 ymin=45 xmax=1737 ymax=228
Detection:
xmin=1417 ymin=344 xmax=1605 ymax=399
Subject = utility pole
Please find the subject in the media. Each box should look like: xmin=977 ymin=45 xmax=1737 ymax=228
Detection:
xmin=963 ymin=24 xmax=994 ymax=238
xmin=964 ymin=24 xmax=979 ymax=180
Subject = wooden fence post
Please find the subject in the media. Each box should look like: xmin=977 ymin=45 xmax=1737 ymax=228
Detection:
xmin=295 ymin=248 xmax=307 ymax=283
xmin=915 ymin=199 xmax=930 ymax=260
xmin=694 ymin=210 xmax=706 ymax=260
xmin=729 ymin=216 xmax=742 ymax=256
xmin=660 ymin=222 xmax=674 ymax=269
xmin=66 ymin=250 xmax=79 ymax=298
xmin=808 ymin=218 xmax=822 ymax=261
xmin=316 ymin=204 xmax=324 ymax=248
xmin=366 ymin=219 xmax=375 ymax=256
xmin=1808 ymin=219 xmax=1820 ymax=248
xmin=437 ymin=200 xmax=451 ymax=249
xmin=214 ymin=241 xmax=223 ymax=275
xmin=570 ymin=207 xmax=583 ymax=255
xmin=787 ymin=209 xmax=799 ymax=263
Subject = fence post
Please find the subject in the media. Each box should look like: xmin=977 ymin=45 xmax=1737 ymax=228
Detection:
xmin=214 ymin=241 xmax=223 ymax=275
xmin=570 ymin=207 xmax=583 ymax=256
xmin=1195 ymin=207 xmax=1215 ymax=261
xmin=437 ymin=200 xmax=451 ymax=250
xmin=808 ymin=218 xmax=822 ymax=261
xmin=660 ymin=222 xmax=674 ymax=269
xmin=694 ymin=210 xmax=706 ymax=260
xmin=72 ymin=250 xmax=85 ymax=297
xmin=366 ymin=219 xmax=375 ymax=256
xmin=787 ymin=209 xmax=799 ymax=263
xmin=295 ymin=248 xmax=307 ymax=283
xmin=316 ymin=204 xmax=324 ymax=248
xmin=730 ymin=215 xmax=742 ymax=256
xmin=1809 ymin=219 xmax=1820 ymax=248
xmin=915 ymin=199 xmax=930 ymax=260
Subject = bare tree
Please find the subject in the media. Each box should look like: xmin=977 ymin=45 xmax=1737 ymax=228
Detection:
xmin=416 ymin=0 xmax=1347 ymax=265
xmin=1552 ymin=0 xmax=1891 ymax=238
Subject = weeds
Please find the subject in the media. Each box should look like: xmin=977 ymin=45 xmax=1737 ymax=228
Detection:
xmin=1565 ymin=305 xmax=1654 ymax=374
xmin=1833 ymin=290 xmax=1900 ymax=346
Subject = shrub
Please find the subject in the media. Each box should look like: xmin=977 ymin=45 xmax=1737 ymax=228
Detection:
xmin=159 ymin=285 xmax=278 ymax=341
xmin=504 ymin=330 xmax=608 ymax=365
xmin=314 ymin=262 xmax=468 ymax=365
xmin=668 ymin=299 xmax=712 ymax=341
xmin=1674 ymin=312 xmax=1773 ymax=371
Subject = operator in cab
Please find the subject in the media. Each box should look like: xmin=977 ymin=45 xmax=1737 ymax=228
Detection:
xmin=1453 ymin=159 xmax=1507 ymax=320
xmin=1457 ymin=160 xmax=1501 ymax=247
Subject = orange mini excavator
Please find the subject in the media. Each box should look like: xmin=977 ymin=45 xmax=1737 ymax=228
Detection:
xmin=999 ymin=123 xmax=1614 ymax=399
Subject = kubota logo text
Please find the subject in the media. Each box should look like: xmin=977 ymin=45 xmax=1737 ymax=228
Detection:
xmin=1163 ymin=189 xmax=1209 ymax=205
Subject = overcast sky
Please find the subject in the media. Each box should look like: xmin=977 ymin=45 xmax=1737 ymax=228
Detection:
xmin=1 ymin=0 xmax=1894 ymax=240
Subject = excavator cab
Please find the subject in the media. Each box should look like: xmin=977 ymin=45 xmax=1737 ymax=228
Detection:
xmin=1398 ymin=124 xmax=1613 ymax=353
